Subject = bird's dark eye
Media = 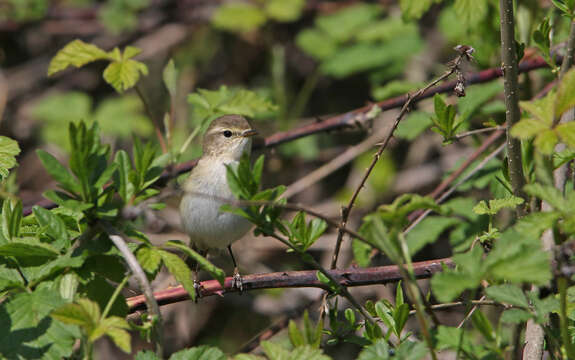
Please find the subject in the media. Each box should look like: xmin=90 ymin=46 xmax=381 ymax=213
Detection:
xmin=223 ymin=130 xmax=233 ymax=138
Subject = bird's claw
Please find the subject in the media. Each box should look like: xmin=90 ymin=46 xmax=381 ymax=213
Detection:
xmin=231 ymin=269 xmax=243 ymax=294
xmin=193 ymin=279 xmax=204 ymax=302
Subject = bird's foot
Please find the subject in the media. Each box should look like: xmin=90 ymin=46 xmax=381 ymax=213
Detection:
xmin=193 ymin=279 xmax=204 ymax=302
xmin=231 ymin=268 xmax=243 ymax=294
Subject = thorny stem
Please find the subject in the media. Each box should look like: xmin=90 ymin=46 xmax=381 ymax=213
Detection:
xmin=453 ymin=126 xmax=506 ymax=140
xmin=329 ymin=51 xmax=470 ymax=271
xmin=499 ymin=0 xmax=527 ymax=215
xmin=408 ymin=299 xmax=500 ymax=315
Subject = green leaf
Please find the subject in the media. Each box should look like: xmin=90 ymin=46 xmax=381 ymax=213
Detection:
xmin=394 ymin=341 xmax=427 ymax=360
xmin=114 ymin=150 xmax=134 ymax=202
xmin=556 ymin=122 xmax=575 ymax=148
xmin=352 ymin=239 xmax=372 ymax=267
xmin=170 ymin=346 xmax=226 ymax=360
xmin=103 ymin=56 xmax=148 ymax=93
xmin=136 ymin=245 xmax=163 ymax=276
xmin=515 ymin=212 xmax=560 ymax=237
xmin=431 ymin=246 xmax=484 ymax=302
xmin=400 ymin=0 xmax=440 ymax=20
xmin=51 ymin=299 xmax=98 ymax=330
xmin=48 ymin=39 xmax=110 ymax=76
xmin=534 ymin=129 xmax=559 ymax=154
xmin=519 ymin=93 xmax=555 ymax=126
xmin=0 ymin=242 xmax=59 ymax=260
xmin=158 ymin=249 xmax=196 ymax=302
xmin=473 ymin=196 xmax=524 ymax=215
xmin=211 ymin=3 xmax=267 ymax=33
xmin=394 ymin=111 xmax=433 ymax=140
xmin=0 ymin=288 xmax=79 ymax=359
xmin=164 ymin=240 xmax=225 ymax=286
xmin=405 ymin=216 xmax=458 ymax=256
xmin=357 ymin=339 xmax=389 ymax=360
xmin=261 ymin=341 xmax=290 ymax=360
xmin=485 ymin=284 xmax=529 ymax=308
xmin=454 ymin=0 xmax=488 ymax=27
xmin=524 ymin=183 xmax=567 ymax=211
xmin=511 ymin=118 xmax=550 ymax=140
xmin=36 ymin=150 xmax=80 ymax=195
xmin=501 ymin=308 xmax=533 ymax=323
xmin=555 ymin=68 xmax=575 ymax=118
xmin=136 ymin=350 xmax=161 ymax=360
xmin=188 ymin=86 xmax=277 ymax=123
xmin=316 ymin=4 xmax=382 ymax=42
xmin=265 ymin=0 xmax=305 ymax=22
xmin=0 ymin=136 xmax=20 ymax=179
xmin=484 ymin=229 xmax=551 ymax=285
xmin=32 ymin=206 xmax=70 ymax=249
xmin=163 ymin=59 xmax=178 ymax=97
xmin=295 ymin=29 xmax=338 ymax=61
xmin=289 ymin=319 xmax=305 ymax=347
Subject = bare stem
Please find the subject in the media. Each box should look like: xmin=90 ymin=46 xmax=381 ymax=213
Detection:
xmin=105 ymin=225 xmax=164 ymax=356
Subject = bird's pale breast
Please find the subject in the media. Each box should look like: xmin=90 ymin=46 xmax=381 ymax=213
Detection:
xmin=180 ymin=158 xmax=252 ymax=250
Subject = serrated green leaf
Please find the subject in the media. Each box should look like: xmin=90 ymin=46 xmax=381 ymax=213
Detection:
xmin=0 ymin=242 xmax=59 ymax=260
xmin=48 ymin=39 xmax=110 ymax=76
xmin=556 ymin=122 xmax=575 ymax=148
xmin=158 ymin=249 xmax=196 ymax=302
xmin=103 ymin=57 xmax=148 ymax=93
xmin=136 ymin=245 xmax=162 ymax=275
xmin=164 ymin=241 xmax=225 ymax=286
xmin=33 ymin=206 xmax=69 ymax=249
xmin=485 ymin=284 xmax=529 ymax=307
xmin=501 ymin=308 xmax=533 ymax=323
xmin=135 ymin=350 xmax=160 ymax=360
xmin=170 ymin=346 xmax=227 ymax=360
xmin=515 ymin=212 xmax=560 ymax=236
xmin=0 ymin=288 xmax=79 ymax=359
xmin=406 ymin=216 xmax=458 ymax=256
xmin=431 ymin=246 xmax=483 ymax=302
xmin=36 ymin=150 xmax=80 ymax=195
xmin=534 ymin=129 xmax=559 ymax=154
xmin=51 ymin=300 xmax=97 ymax=329
xmin=163 ymin=59 xmax=178 ymax=97
xmin=357 ymin=339 xmax=389 ymax=360
xmin=211 ymin=3 xmax=266 ymax=33
xmin=556 ymin=68 xmax=575 ymax=118
xmin=0 ymin=136 xmax=20 ymax=179
xmin=524 ymin=183 xmax=567 ymax=211
xmin=484 ymin=229 xmax=551 ymax=284
xmin=519 ymin=93 xmax=555 ymax=126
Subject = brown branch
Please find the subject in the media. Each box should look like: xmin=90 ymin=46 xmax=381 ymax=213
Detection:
xmin=126 ymin=257 xmax=454 ymax=313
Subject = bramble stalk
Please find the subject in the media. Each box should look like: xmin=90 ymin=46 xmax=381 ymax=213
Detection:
xmin=499 ymin=0 xmax=527 ymax=214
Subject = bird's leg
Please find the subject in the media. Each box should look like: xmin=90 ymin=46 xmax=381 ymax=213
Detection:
xmin=192 ymin=248 xmax=208 ymax=301
xmin=227 ymin=245 xmax=243 ymax=293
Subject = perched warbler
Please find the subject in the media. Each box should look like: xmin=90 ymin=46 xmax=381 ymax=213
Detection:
xmin=179 ymin=114 xmax=258 ymax=291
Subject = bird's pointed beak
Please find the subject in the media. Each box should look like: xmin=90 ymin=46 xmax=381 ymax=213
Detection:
xmin=241 ymin=129 xmax=258 ymax=138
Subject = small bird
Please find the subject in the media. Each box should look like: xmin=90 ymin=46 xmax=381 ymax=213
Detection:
xmin=180 ymin=114 xmax=257 ymax=291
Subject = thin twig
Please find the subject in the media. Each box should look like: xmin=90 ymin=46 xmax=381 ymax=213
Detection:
xmin=329 ymin=51 xmax=469 ymax=271
xmin=408 ymin=299 xmax=501 ymax=315
xmin=126 ymin=257 xmax=453 ymax=312
xmin=453 ymin=126 xmax=506 ymax=140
